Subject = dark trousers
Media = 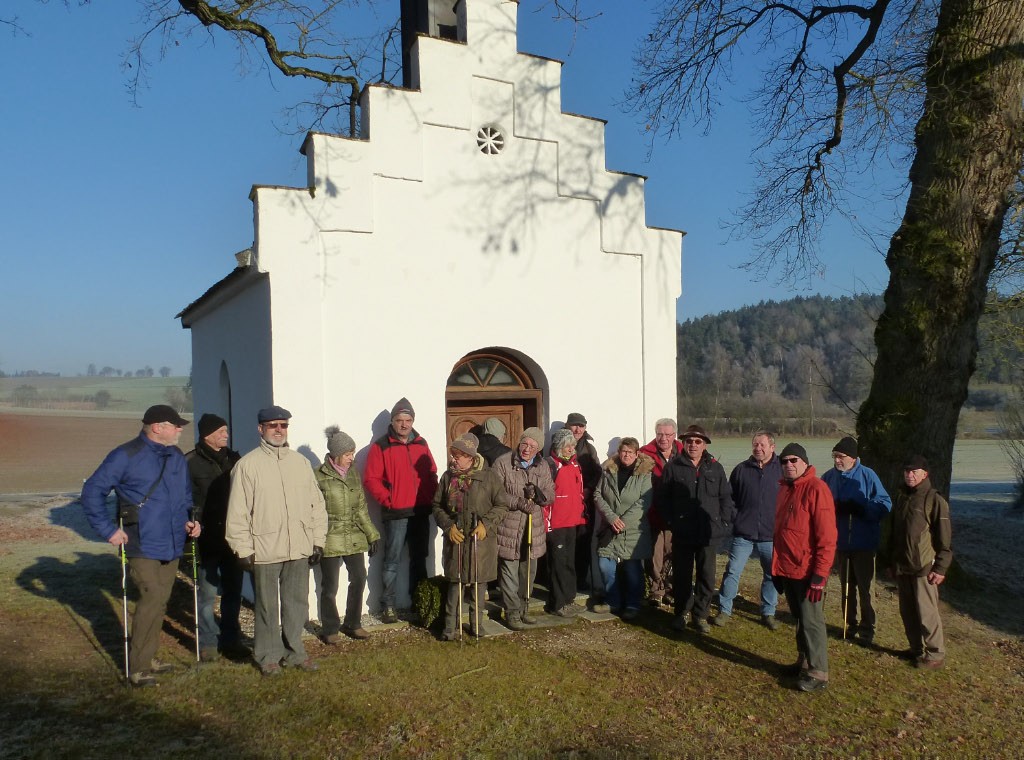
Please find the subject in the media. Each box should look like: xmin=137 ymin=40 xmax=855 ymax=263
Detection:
xmin=672 ymin=543 xmax=716 ymax=619
xmin=835 ymin=550 xmax=877 ymax=635
xmin=782 ymin=577 xmax=829 ymax=678
xmin=320 ymin=553 xmax=367 ymax=633
xmin=197 ymin=554 xmax=244 ymax=651
xmin=445 ymin=579 xmax=485 ymax=636
xmin=547 ymin=527 xmax=577 ymax=611
xmin=127 ymin=557 xmax=178 ymax=675
xmin=381 ymin=514 xmax=430 ymax=609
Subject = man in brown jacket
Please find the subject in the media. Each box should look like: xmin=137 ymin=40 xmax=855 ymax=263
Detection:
xmin=890 ymin=454 xmax=953 ymax=669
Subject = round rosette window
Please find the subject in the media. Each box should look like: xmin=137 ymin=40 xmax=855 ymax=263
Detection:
xmin=476 ymin=125 xmax=505 ymax=155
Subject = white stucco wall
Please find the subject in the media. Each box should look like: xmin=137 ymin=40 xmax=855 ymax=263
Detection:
xmin=184 ymin=0 xmax=683 ymax=618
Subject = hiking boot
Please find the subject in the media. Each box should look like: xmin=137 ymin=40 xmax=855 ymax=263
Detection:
xmin=149 ymin=659 xmax=175 ymax=674
xmin=128 ymin=671 xmax=157 ymax=688
xmin=521 ymin=611 xmax=538 ymax=625
xmin=287 ymin=658 xmax=319 ymax=672
xmin=896 ymin=648 xmax=924 ymax=661
xmin=915 ymin=656 xmax=945 ymax=670
xmin=648 ymin=596 xmax=664 ymax=608
xmin=322 ymin=633 xmax=342 ymax=645
xmin=693 ymin=618 xmax=711 ymax=634
xmin=441 ymin=630 xmax=458 ymax=642
xmin=505 ymin=613 xmax=526 ymax=631
xmin=380 ymin=607 xmax=399 ymax=624
xmin=621 ymin=607 xmax=640 ymax=621
xmin=590 ymin=603 xmax=612 ymax=614
xmin=671 ymin=614 xmax=688 ymax=632
xmin=260 ymin=663 xmax=282 ymax=678
xmin=554 ymin=604 xmax=581 ymax=618
xmin=797 ymin=674 xmax=828 ymax=692
xmin=342 ymin=626 xmax=370 ymax=640
xmin=762 ymin=615 xmax=780 ymax=631
xmin=199 ymin=648 xmax=221 ymax=663
xmin=856 ymin=629 xmax=875 ymax=646
xmin=782 ymin=657 xmax=807 ymax=676
xmin=711 ymin=613 xmax=731 ymax=627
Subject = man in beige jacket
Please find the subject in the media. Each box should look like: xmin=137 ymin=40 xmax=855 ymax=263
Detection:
xmin=227 ymin=405 xmax=328 ymax=677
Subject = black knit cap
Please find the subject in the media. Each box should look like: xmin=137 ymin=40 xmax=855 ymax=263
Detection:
xmin=780 ymin=442 xmax=809 ymax=464
xmin=832 ymin=436 xmax=858 ymax=459
xmin=198 ymin=413 xmax=228 ymax=439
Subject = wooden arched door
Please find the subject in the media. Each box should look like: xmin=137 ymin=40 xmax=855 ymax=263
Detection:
xmin=445 ymin=352 xmax=542 ymax=450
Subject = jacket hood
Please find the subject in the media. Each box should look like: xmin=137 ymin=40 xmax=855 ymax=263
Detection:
xmin=602 ymin=452 xmax=655 ymax=476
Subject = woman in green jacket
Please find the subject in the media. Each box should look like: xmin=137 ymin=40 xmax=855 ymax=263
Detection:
xmin=315 ymin=426 xmax=380 ymax=642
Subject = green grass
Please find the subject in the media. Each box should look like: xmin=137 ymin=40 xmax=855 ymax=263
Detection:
xmin=0 ymin=375 xmax=189 ymax=414
xmin=3 ymin=495 xmax=1023 ymax=759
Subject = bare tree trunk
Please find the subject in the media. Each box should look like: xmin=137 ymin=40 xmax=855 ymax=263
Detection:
xmin=858 ymin=0 xmax=1024 ymax=496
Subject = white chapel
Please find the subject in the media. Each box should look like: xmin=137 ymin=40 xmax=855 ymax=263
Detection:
xmin=178 ymin=0 xmax=683 ymax=609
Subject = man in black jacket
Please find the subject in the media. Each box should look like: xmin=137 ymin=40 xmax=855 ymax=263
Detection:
xmin=660 ymin=424 xmax=733 ymax=633
xmin=186 ymin=413 xmax=246 ymax=661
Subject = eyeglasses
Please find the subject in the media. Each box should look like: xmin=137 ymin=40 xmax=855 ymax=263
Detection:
xmin=263 ymin=422 xmax=289 ymax=430
xmin=780 ymin=457 xmax=800 ymax=464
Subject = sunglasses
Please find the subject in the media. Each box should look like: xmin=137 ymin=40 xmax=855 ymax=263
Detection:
xmin=263 ymin=422 xmax=289 ymax=430
xmin=780 ymin=457 xmax=801 ymax=464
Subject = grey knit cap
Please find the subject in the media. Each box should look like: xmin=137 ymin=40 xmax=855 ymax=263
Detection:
xmin=483 ymin=417 xmax=506 ymax=440
xmin=390 ymin=397 xmax=415 ymax=419
xmin=325 ymin=425 xmax=356 ymax=456
xmin=520 ymin=427 xmax=544 ymax=448
xmin=551 ymin=428 xmax=576 ymax=455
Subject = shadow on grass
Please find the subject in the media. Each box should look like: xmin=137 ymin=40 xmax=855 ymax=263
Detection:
xmin=15 ymin=551 xmax=212 ymax=675
xmin=48 ymin=497 xmax=104 ymax=541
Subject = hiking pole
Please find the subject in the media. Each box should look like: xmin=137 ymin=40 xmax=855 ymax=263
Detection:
xmin=119 ymin=518 xmax=130 ymax=684
xmin=473 ymin=517 xmax=480 ymax=640
xmin=189 ymin=513 xmax=201 ymax=665
xmin=526 ymin=512 xmax=533 ymax=602
xmin=456 ymin=539 xmax=464 ymax=646
xmin=842 ymin=552 xmax=850 ymax=641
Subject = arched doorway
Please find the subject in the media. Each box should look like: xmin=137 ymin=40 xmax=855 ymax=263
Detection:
xmin=445 ymin=351 xmax=542 ymax=449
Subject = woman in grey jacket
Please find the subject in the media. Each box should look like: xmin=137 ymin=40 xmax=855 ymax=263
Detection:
xmin=593 ymin=438 xmax=654 ymax=619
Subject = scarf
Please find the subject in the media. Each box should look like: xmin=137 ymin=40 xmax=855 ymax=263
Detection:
xmin=329 ymin=458 xmax=350 ymax=479
xmin=446 ymin=458 xmax=482 ymax=517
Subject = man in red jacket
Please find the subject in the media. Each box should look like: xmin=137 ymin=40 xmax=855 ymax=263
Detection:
xmin=639 ymin=417 xmax=683 ymax=608
xmin=363 ymin=398 xmax=438 ymax=623
xmin=772 ymin=442 xmax=837 ymax=693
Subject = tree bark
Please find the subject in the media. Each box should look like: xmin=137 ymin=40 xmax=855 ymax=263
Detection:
xmin=857 ymin=0 xmax=1024 ymax=496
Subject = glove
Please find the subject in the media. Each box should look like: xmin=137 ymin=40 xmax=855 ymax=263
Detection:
xmin=238 ymin=554 xmax=255 ymax=572
xmin=806 ymin=575 xmax=826 ymax=603
xmin=368 ymin=539 xmax=380 ymax=557
xmin=448 ymin=524 xmax=465 ymax=544
xmin=523 ymin=484 xmax=537 ymax=502
xmin=308 ymin=546 xmax=324 ymax=566
xmin=472 ymin=522 xmax=487 ymax=541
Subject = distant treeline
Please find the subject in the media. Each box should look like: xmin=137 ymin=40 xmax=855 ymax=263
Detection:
xmin=677 ymin=293 xmax=1024 ymax=427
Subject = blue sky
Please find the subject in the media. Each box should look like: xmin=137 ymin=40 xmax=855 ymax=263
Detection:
xmin=0 ymin=1 xmax=896 ymax=377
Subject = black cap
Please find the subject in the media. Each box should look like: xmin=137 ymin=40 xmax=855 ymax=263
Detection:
xmin=142 ymin=404 xmax=189 ymax=426
xmin=565 ymin=412 xmax=588 ymax=426
xmin=903 ymin=454 xmax=929 ymax=471
xmin=832 ymin=436 xmax=858 ymax=459
xmin=198 ymin=413 xmax=228 ymax=439
xmin=258 ymin=405 xmax=292 ymax=423
xmin=780 ymin=442 xmax=809 ymax=464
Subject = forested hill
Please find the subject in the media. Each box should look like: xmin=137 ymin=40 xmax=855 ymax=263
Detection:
xmin=676 ymin=294 xmax=1021 ymax=423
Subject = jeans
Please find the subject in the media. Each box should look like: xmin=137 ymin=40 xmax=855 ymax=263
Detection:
xmin=197 ymin=555 xmax=244 ymax=651
xmin=381 ymin=514 xmax=430 ymax=609
xmin=252 ymin=559 xmax=310 ymax=667
xmin=598 ymin=557 xmax=643 ymax=611
xmin=320 ymin=553 xmax=367 ymax=633
xmin=718 ymin=537 xmax=777 ymax=617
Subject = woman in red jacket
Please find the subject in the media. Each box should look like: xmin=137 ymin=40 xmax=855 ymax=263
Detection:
xmin=546 ymin=428 xmax=587 ymax=616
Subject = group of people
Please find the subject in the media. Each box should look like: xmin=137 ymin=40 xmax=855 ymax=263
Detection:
xmin=80 ymin=402 xmax=953 ymax=692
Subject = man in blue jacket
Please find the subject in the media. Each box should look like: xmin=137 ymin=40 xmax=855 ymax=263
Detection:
xmin=713 ymin=430 xmax=782 ymax=630
xmin=821 ymin=436 xmax=892 ymax=644
xmin=81 ymin=405 xmax=201 ymax=687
